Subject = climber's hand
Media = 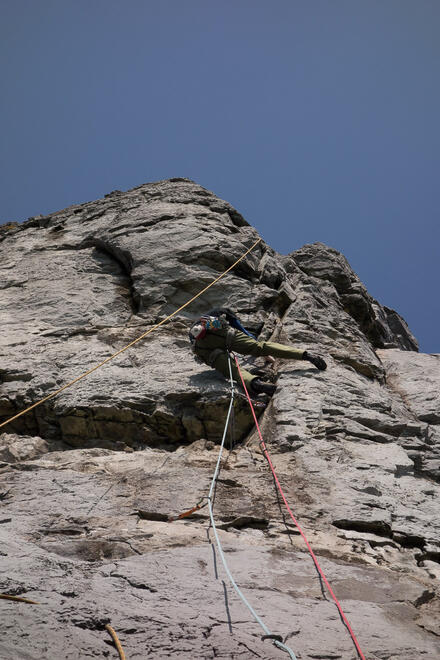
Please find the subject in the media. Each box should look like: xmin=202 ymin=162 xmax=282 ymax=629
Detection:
xmin=303 ymin=351 xmax=327 ymax=371
xmin=264 ymin=356 xmax=276 ymax=367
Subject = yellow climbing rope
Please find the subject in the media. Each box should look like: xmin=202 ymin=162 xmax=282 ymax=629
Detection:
xmin=105 ymin=624 xmax=126 ymax=660
xmin=0 ymin=599 xmax=125 ymax=658
xmin=0 ymin=237 xmax=261 ymax=431
xmin=0 ymin=594 xmax=39 ymax=604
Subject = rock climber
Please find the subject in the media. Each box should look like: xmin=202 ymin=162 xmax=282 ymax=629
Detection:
xmin=189 ymin=307 xmax=327 ymax=396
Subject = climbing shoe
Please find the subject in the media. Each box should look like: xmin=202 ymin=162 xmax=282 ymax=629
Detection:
xmin=303 ymin=351 xmax=327 ymax=371
xmin=251 ymin=378 xmax=277 ymax=396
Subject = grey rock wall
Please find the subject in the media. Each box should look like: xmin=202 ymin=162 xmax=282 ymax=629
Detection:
xmin=1 ymin=179 xmax=439 ymax=659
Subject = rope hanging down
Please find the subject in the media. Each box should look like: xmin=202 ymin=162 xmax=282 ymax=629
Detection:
xmin=205 ymin=353 xmax=298 ymax=660
xmin=105 ymin=625 xmax=126 ymax=660
xmin=234 ymin=355 xmax=366 ymax=660
xmin=0 ymin=238 xmax=261 ymax=431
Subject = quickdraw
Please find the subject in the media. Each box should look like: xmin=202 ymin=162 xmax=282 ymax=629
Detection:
xmin=168 ymin=497 xmax=208 ymax=522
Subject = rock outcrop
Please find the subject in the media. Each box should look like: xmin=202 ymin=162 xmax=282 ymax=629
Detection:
xmin=1 ymin=178 xmax=439 ymax=659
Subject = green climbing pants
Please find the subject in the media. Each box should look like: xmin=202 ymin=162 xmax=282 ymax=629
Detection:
xmin=194 ymin=328 xmax=304 ymax=390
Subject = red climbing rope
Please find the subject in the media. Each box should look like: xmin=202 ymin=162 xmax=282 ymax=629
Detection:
xmin=234 ymin=355 xmax=366 ymax=660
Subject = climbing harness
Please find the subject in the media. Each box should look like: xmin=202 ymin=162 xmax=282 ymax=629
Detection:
xmin=234 ymin=355 xmax=367 ymax=660
xmin=0 ymin=238 xmax=261 ymax=431
xmin=202 ymin=333 xmax=235 ymax=367
xmin=203 ymin=353 xmax=298 ymax=659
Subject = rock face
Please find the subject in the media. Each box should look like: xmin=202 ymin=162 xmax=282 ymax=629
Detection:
xmin=0 ymin=178 xmax=439 ymax=659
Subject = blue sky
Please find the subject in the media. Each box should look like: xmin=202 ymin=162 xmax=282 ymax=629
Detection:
xmin=1 ymin=1 xmax=439 ymax=352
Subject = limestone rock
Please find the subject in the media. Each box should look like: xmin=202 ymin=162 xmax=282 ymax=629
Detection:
xmin=292 ymin=242 xmax=418 ymax=351
xmin=378 ymin=349 xmax=440 ymax=424
xmin=0 ymin=433 xmax=49 ymax=463
xmin=0 ymin=179 xmax=439 ymax=659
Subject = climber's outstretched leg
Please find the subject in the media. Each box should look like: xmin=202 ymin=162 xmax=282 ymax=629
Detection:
xmin=230 ymin=332 xmax=327 ymax=371
xmin=193 ymin=328 xmax=326 ymax=396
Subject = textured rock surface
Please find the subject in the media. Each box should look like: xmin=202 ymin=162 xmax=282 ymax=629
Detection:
xmin=1 ymin=178 xmax=439 ymax=659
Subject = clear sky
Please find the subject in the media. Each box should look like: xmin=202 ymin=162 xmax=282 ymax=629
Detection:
xmin=1 ymin=1 xmax=439 ymax=352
